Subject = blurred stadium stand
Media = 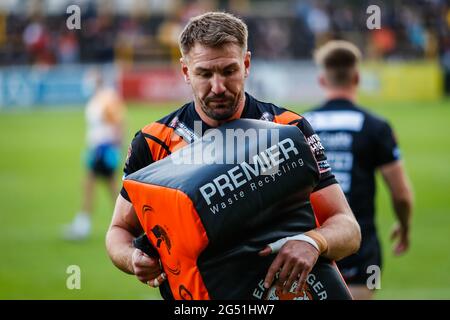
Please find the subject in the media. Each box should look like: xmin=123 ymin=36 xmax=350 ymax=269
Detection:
xmin=0 ymin=0 xmax=448 ymax=107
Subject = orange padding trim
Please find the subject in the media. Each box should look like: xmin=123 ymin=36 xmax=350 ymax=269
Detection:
xmin=124 ymin=179 xmax=210 ymax=300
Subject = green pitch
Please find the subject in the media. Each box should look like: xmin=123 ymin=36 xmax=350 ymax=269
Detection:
xmin=0 ymin=99 xmax=449 ymax=299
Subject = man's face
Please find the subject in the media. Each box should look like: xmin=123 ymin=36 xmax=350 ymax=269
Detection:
xmin=181 ymin=43 xmax=251 ymax=121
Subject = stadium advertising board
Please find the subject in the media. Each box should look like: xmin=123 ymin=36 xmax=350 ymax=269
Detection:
xmin=0 ymin=64 xmax=117 ymax=108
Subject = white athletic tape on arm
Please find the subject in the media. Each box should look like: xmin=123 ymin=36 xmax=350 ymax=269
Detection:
xmin=268 ymin=234 xmax=319 ymax=253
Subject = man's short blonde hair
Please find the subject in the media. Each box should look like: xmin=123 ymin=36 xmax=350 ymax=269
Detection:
xmin=178 ymin=11 xmax=248 ymax=57
xmin=314 ymin=40 xmax=362 ymax=88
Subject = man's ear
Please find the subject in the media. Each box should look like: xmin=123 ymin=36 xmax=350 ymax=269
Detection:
xmin=353 ymin=71 xmax=360 ymax=86
xmin=180 ymin=57 xmax=190 ymax=84
xmin=319 ymin=73 xmax=327 ymax=88
xmin=244 ymin=51 xmax=251 ymax=78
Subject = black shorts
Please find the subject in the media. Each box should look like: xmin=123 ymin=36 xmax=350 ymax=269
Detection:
xmin=336 ymin=230 xmax=382 ymax=285
xmin=86 ymin=144 xmax=120 ymax=177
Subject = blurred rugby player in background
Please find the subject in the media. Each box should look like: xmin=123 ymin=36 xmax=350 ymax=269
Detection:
xmin=305 ymin=41 xmax=414 ymax=299
xmin=64 ymin=69 xmax=126 ymax=241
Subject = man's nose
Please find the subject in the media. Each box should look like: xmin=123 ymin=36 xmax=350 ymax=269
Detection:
xmin=210 ymin=74 xmax=226 ymax=95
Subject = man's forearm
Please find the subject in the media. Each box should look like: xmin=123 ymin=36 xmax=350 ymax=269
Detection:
xmin=310 ymin=184 xmax=361 ymax=261
xmin=381 ymin=161 xmax=413 ymax=231
xmin=393 ymin=198 xmax=412 ymax=229
xmin=316 ymin=212 xmax=361 ymax=261
xmin=106 ymin=226 xmax=136 ymax=275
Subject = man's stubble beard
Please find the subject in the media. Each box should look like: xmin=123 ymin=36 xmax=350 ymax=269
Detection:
xmin=198 ymin=90 xmax=244 ymax=121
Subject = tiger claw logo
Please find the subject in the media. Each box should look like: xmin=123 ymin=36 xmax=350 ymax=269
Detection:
xmin=151 ymin=225 xmax=172 ymax=255
xmin=142 ymin=205 xmax=153 ymax=214
xmin=179 ymin=285 xmax=193 ymax=300
xmin=141 ymin=205 xmax=181 ymax=275
xmin=150 ymin=224 xmax=181 ymax=275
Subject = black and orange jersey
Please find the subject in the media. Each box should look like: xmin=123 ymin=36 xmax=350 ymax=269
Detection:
xmin=121 ymin=92 xmax=337 ymax=201
xmin=120 ymin=92 xmax=343 ymax=300
xmin=123 ymin=119 xmax=350 ymax=300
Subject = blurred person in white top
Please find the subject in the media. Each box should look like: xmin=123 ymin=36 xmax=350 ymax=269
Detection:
xmin=64 ymin=69 xmax=125 ymax=241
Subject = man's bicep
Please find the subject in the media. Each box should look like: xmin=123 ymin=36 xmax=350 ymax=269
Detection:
xmin=310 ymin=184 xmax=361 ymax=260
xmin=110 ymin=194 xmax=143 ymax=236
xmin=310 ymin=183 xmax=353 ymax=225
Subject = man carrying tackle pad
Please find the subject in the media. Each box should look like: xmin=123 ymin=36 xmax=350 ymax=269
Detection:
xmin=125 ymin=119 xmax=352 ymax=300
xmin=106 ymin=12 xmax=360 ymax=301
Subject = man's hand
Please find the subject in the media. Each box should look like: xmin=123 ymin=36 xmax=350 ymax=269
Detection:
xmin=131 ymin=248 xmax=166 ymax=288
xmin=390 ymin=222 xmax=410 ymax=256
xmin=106 ymin=195 xmax=167 ymax=288
xmin=259 ymin=240 xmax=319 ymax=294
